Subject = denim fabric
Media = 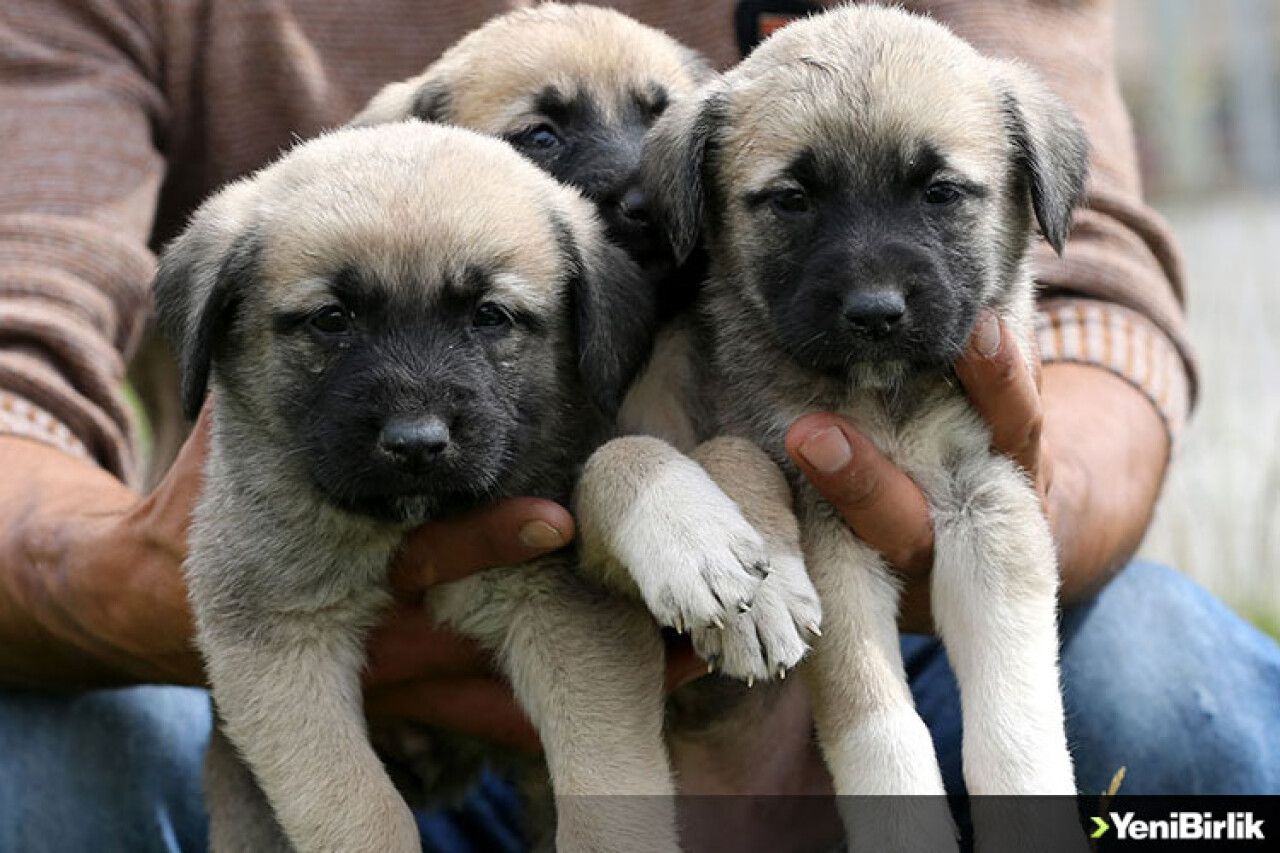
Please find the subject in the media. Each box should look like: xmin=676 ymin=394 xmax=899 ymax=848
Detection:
xmin=0 ymin=685 xmax=211 ymax=853
xmin=1 ymin=561 xmax=1276 ymax=852
xmin=903 ymin=560 xmax=1280 ymax=796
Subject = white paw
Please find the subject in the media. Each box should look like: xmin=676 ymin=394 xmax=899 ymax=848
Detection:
xmin=692 ymin=552 xmax=822 ymax=684
xmin=611 ymin=458 xmax=769 ymax=633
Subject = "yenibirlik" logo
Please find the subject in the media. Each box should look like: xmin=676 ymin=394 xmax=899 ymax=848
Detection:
xmin=1092 ymin=811 xmax=1266 ymax=842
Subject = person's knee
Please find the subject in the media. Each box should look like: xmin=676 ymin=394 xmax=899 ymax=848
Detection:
xmin=1059 ymin=561 xmax=1280 ymax=794
xmin=0 ymin=685 xmax=211 ymax=853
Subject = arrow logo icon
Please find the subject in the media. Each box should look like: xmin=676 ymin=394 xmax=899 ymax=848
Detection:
xmin=1091 ymin=816 xmax=1110 ymax=839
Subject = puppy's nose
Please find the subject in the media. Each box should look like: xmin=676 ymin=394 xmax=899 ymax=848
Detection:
xmin=616 ymin=185 xmax=650 ymax=225
xmin=842 ymin=291 xmax=906 ymax=340
xmin=378 ymin=414 xmax=450 ymax=463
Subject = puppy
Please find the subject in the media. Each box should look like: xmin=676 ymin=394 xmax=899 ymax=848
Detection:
xmin=156 ymin=121 xmax=685 ymax=853
xmin=581 ymin=6 xmax=1091 ymax=850
xmin=357 ymin=4 xmax=822 ymax=694
xmin=351 ymin=3 xmax=708 ymax=297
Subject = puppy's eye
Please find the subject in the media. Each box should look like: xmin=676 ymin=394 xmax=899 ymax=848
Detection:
xmin=472 ymin=302 xmax=513 ymax=330
xmin=923 ymin=182 xmax=962 ymax=205
xmin=513 ymin=124 xmax=563 ymax=151
xmin=309 ymin=305 xmax=352 ymax=334
xmin=769 ymin=188 xmax=811 ymax=216
xmin=644 ymin=89 xmax=670 ymax=119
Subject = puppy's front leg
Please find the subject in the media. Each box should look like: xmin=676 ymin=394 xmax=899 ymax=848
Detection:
xmin=203 ymin=600 xmax=419 ymax=853
xmin=433 ymin=565 xmax=679 ymax=853
xmin=204 ymin=722 xmax=294 ymax=852
xmin=688 ymin=437 xmax=822 ymax=682
xmin=931 ymin=459 xmax=1084 ymax=851
xmin=797 ymin=491 xmax=957 ymax=853
xmin=575 ymin=435 xmax=769 ymax=636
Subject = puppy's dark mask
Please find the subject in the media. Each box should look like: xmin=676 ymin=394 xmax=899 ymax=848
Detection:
xmin=269 ymin=267 xmax=554 ymax=523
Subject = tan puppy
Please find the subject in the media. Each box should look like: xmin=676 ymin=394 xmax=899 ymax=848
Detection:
xmin=157 ymin=122 xmax=686 ymax=853
xmin=580 ymin=6 xmax=1092 ymax=851
xmin=352 ymin=3 xmax=710 ymax=295
xmin=358 ymin=3 xmax=823 ymax=692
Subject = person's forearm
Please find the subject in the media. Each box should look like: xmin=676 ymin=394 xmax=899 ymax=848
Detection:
xmin=1041 ymin=362 xmax=1170 ymax=606
xmin=0 ymin=436 xmax=196 ymax=688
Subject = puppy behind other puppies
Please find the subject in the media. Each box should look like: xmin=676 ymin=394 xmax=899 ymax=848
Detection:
xmin=156 ymin=121 xmax=679 ymax=853
xmin=352 ymin=2 xmax=712 ymax=295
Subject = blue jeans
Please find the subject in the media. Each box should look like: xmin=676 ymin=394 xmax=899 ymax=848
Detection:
xmin=2 ymin=562 xmax=1276 ymax=853
xmin=903 ymin=561 xmax=1280 ymax=795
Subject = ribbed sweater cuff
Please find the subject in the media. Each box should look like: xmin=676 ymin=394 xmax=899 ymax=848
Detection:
xmin=1037 ymin=299 xmax=1191 ymax=444
xmin=0 ymin=390 xmax=93 ymax=461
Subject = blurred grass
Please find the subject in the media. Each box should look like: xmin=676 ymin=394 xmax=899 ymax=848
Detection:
xmin=122 ymin=381 xmax=154 ymax=478
xmin=1243 ymin=608 xmax=1280 ymax=642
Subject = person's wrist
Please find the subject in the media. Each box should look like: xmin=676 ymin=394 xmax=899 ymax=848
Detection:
xmin=5 ymin=438 xmax=204 ymax=687
xmin=1039 ymin=361 xmax=1169 ymax=606
xmin=68 ymin=498 xmax=204 ymax=685
xmin=0 ymin=440 xmax=136 ymax=685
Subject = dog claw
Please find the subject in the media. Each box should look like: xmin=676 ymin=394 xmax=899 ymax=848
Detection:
xmin=747 ymin=674 xmax=755 ymax=688
xmin=806 ymin=622 xmax=823 ymax=639
xmin=737 ymin=600 xmax=752 ymax=613
xmin=711 ymin=615 xmax=725 ymax=630
xmin=778 ymin=666 xmax=787 ymax=680
xmin=674 ymin=615 xmax=685 ymax=635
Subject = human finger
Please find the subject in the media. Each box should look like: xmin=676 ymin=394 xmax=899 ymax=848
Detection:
xmin=785 ymin=414 xmax=935 ymax=579
xmin=389 ymin=498 xmax=575 ymax=594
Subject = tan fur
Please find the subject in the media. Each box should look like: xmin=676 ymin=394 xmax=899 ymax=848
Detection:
xmin=160 ymin=122 xmax=684 ymax=853
xmin=579 ymin=6 xmax=1091 ymax=852
xmin=352 ymin=4 xmax=706 ymax=133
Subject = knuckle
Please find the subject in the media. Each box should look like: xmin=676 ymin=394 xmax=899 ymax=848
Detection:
xmin=992 ymin=350 xmax=1025 ymax=388
xmin=1024 ymin=412 xmax=1044 ymax=451
xmin=831 ymin=465 xmax=883 ymax=511
xmin=994 ymin=398 xmax=1043 ymax=459
xmin=1016 ymin=408 xmax=1045 ymax=452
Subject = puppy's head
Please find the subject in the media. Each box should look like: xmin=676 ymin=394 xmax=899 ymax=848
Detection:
xmin=155 ymin=122 xmax=655 ymax=523
xmin=351 ymin=3 xmax=712 ymax=277
xmin=645 ymin=7 xmax=1088 ymax=386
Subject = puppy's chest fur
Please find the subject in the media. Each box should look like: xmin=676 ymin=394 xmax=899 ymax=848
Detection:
xmin=695 ymin=289 xmax=1008 ymax=517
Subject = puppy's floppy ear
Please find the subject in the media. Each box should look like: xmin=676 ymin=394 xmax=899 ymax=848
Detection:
xmin=348 ymin=77 xmax=451 ymax=126
xmin=553 ymin=211 xmax=658 ymax=418
xmin=153 ymin=183 xmax=262 ymax=420
xmin=996 ymin=63 xmax=1090 ymax=255
xmin=641 ymin=81 xmax=728 ymax=265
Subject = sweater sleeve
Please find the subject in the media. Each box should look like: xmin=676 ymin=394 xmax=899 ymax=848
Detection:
xmin=0 ymin=0 xmax=168 ymax=485
xmin=910 ymin=0 xmax=1196 ymax=442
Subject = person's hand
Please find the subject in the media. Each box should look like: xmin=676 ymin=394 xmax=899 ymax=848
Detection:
xmin=783 ymin=310 xmax=1056 ymax=633
xmin=367 ymin=507 xmax=711 ymax=751
xmin=0 ymin=407 xmax=211 ymax=687
xmin=362 ymin=498 xmax=576 ymax=752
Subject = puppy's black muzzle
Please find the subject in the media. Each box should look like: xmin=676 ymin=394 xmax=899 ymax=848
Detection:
xmin=377 ymin=413 xmax=452 ymax=468
xmin=841 ymin=289 xmax=907 ymax=341
xmin=771 ymin=235 xmax=971 ymax=379
xmin=294 ymin=322 xmax=527 ymax=524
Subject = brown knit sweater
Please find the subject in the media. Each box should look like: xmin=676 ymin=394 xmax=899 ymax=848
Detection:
xmin=0 ymin=0 xmax=1191 ymax=489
